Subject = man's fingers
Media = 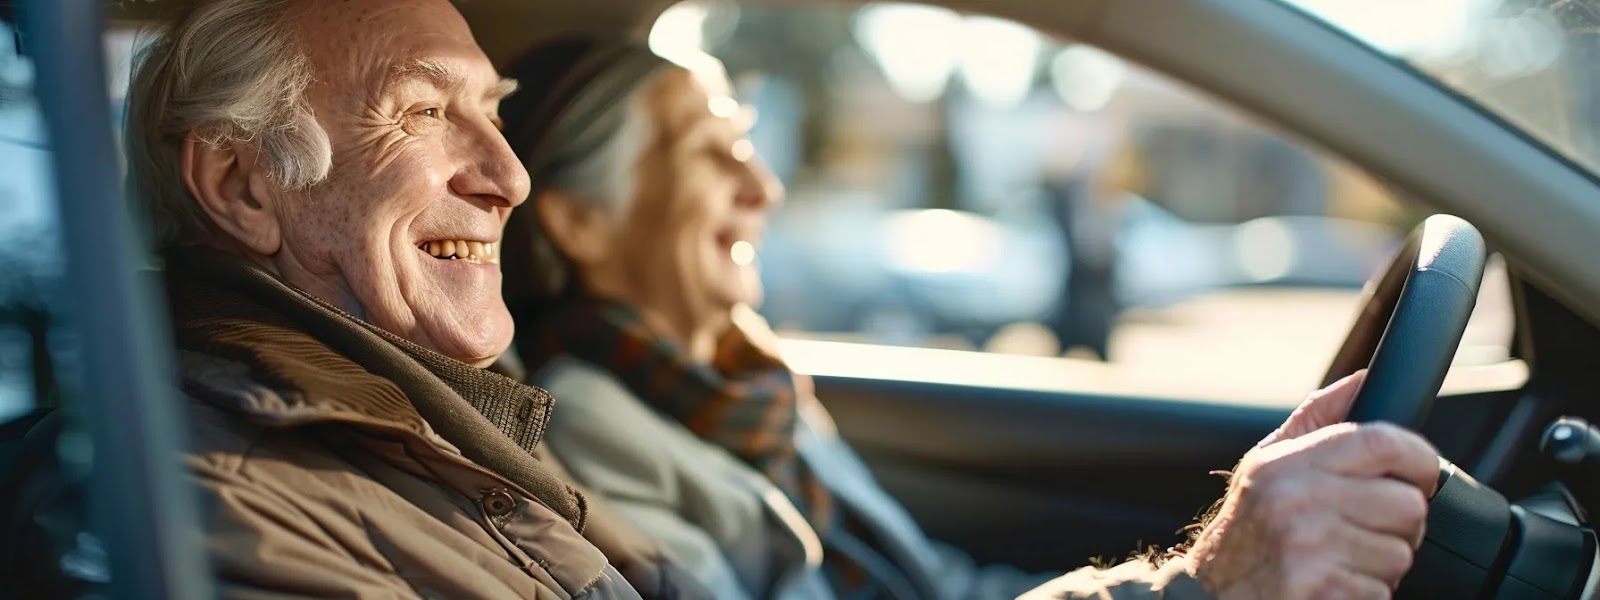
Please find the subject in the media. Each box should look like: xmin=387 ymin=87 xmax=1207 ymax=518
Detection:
xmin=1335 ymin=477 xmax=1430 ymax=545
xmin=1338 ymin=526 xmax=1417 ymax=588
xmin=1304 ymin=369 xmax=1368 ymax=424
xmin=1284 ymin=422 xmax=1440 ymax=496
xmin=1309 ymin=571 xmax=1393 ymax=600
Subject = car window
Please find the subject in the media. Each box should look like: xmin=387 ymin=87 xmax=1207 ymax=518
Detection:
xmin=652 ymin=1 xmax=1519 ymax=406
xmin=1285 ymin=0 xmax=1600 ymax=178
xmin=0 ymin=24 xmax=136 ymax=421
xmin=0 ymin=20 xmax=62 ymax=421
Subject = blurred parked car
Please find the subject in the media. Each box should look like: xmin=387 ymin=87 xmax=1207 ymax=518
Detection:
xmin=757 ymin=193 xmax=1400 ymax=350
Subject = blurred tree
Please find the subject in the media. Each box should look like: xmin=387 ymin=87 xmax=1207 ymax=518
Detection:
xmin=928 ymin=93 xmax=958 ymax=211
xmin=0 ymin=19 xmax=28 ymax=116
xmin=1546 ymin=0 xmax=1600 ymax=165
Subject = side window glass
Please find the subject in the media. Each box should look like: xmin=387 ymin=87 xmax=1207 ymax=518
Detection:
xmin=655 ymin=2 xmax=1514 ymax=405
xmin=0 ymin=24 xmax=137 ymax=420
xmin=0 ymin=20 xmax=63 ymax=420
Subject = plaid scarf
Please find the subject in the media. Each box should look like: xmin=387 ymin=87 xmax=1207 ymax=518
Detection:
xmin=516 ymin=298 xmax=923 ymax=598
xmin=517 ymin=299 xmax=836 ymax=527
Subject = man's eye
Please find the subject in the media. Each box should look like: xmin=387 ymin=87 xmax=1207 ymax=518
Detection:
xmin=399 ymin=106 xmax=446 ymax=134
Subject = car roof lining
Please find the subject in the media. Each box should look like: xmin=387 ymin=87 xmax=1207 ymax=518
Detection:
xmin=98 ymin=0 xmax=671 ymax=67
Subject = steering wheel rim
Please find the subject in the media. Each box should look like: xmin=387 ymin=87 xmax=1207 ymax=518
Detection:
xmin=1322 ymin=214 xmax=1487 ymax=429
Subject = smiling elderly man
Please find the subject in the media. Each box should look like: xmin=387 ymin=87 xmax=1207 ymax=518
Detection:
xmin=5 ymin=0 xmax=695 ymax=598
xmin=2 ymin=0 xmax=1441 ymax=598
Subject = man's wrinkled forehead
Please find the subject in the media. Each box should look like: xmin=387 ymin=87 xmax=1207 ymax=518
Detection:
xmin=290 ymin=0 xmax=496 ymax=93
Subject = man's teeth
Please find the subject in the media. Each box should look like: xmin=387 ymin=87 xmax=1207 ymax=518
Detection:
xmin=418 ymin=240 xmax=498 ymax=264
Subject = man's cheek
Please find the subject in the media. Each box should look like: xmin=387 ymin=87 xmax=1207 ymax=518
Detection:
xmin=354 ymin=129 xmax=427 ymax=180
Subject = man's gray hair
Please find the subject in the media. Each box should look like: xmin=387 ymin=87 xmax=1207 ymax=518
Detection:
xmin=126 ymin=0 xmax=331 ymax=248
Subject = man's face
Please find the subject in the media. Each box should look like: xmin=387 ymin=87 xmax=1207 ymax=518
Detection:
xmin=275 ymin=0 xmax=528 ymax=366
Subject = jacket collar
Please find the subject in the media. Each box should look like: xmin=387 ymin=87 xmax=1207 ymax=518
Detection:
xmin=163 ymin=248 xmax=585 ymax=529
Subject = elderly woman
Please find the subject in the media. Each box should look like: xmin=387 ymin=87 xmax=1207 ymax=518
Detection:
xmin=497 ymin=38 xmax=1045 ymax=599
xmin=498 ymin=39 xmax=848 ymax=598
xmin=497 ymin=36 xmax=1438 ymax=600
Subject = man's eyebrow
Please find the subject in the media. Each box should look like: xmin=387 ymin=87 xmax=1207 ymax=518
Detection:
xmin=489 ymin=77 xmax=518 ymax=102
xmin=387 ymin=59 xmax=517 ymax=104
xmin=386 ymin=58 xmax=467 ymax=94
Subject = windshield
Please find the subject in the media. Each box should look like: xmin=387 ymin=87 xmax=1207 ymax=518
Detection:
xmin=1288 ymin=0 xmax=1600 ymax=175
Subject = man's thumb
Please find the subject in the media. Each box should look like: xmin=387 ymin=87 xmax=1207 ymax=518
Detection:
xmin=1260 ymin=369 xmax=1368 ymax=447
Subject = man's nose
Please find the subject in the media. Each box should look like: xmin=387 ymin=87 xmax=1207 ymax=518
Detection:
xmin=449 ymin=118 xmax=531 ymax=209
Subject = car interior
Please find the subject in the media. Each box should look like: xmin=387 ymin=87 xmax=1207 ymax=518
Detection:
xmin=7 ymin=0 xmax=1600 ymax=598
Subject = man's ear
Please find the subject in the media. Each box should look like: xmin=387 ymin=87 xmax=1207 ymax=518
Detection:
xmin=181 ymin=134 xmax=282 ymax=256
xmin=535 ymin=190 xmax=615 ymax=266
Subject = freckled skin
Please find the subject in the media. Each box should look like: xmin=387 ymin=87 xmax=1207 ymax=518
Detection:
xmin=267 ymin=0 xmax=529 ymax=367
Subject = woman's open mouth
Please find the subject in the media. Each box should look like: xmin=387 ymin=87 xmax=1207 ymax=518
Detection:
xmin=416 ymin=240 xmax=499 ymax=265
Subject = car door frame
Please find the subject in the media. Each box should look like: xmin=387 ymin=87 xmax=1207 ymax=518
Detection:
xmin=18 ymin=1 xmax=213 ymax=599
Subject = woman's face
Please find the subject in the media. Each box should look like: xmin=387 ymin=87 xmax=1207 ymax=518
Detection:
xmin=580 ymin=70 xmax=782 ymax=325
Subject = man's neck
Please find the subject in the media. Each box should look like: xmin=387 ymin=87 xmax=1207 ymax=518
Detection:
xmin=202 ymin=239 xmax=372 ymax=324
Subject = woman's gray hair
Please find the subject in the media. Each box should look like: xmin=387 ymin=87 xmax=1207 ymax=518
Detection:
xmin=504 ymin=73 xmax=660 ymax=305
xmin=539 ymin=90 xmax=650 ymax=212
xmin=126 ymin=0 xmax=331 ymax=248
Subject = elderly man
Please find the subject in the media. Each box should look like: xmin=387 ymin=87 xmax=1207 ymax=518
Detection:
xmin=2 ymin=0 xmax=1438 ymax=598
xmin=5 ymin=0 xmax=699 ymax=598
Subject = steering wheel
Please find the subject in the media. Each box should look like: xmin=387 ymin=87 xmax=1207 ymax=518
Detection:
xmin=1321 ymin=214 xmax=1487 ymax=429
xmin=1320 ymin=217 xmax=1600 ymax=598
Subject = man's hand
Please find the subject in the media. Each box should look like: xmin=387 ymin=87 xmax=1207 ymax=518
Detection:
xmin=1186 ymin=371 xmax=1440 ymax=600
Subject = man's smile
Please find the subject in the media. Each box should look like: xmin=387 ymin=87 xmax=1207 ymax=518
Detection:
xmin=416 ymin=239 xmax=500 ymax=264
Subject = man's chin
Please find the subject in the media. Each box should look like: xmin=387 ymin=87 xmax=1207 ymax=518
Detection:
xmin=416 ymin=313 xmax=514 ymax=368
